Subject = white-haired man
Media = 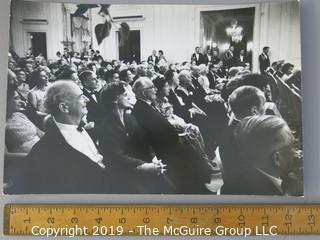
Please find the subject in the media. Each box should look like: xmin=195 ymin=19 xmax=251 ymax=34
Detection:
xmin=17 ymin=81 xmax=109 ymax=194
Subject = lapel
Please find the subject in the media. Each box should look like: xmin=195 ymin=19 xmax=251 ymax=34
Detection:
xmin=83 ymin=88 xmax=98 ymax=104
xmin=45 ymin=117 xmax=98 ymax=163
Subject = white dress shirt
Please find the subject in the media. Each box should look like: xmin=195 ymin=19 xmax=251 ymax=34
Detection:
xmin=55 ymin=120 xmax=105 ymax=168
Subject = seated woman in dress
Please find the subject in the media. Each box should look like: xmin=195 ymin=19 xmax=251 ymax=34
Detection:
xmin=96 ymin=81 xmax=174 ymax=193
xmin=27 ymin=68 xmax=49 ymax=113
xmin=6 ymin=83 xmax=44 ymax=154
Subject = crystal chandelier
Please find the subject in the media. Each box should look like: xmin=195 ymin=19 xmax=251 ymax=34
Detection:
xmin=226 ymin=18 xmax=243 ymax=43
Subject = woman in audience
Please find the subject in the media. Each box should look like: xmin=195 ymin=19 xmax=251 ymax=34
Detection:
xmin=197 ymin=64 xmax=211 ymax=94
xmin=281 ymin=63 xmax=294 ymax=81
xmin=153 ymin=76 xmax=170 ymax=106
xmin=119 ymin=68 xmax=134 ymax=84
xmin=97 ymin=81 xmax=173 ymax=193
xmin=6 ymin=83 xmax=43 ymax=153
xmin=27 ymin=68 xmax=49 ymax=112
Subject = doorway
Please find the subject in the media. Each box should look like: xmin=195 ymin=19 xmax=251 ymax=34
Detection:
xmin=118 ymin=30 xmax=140 ymax=63
xmin=28 ymin=32 xmax=47 ymax=59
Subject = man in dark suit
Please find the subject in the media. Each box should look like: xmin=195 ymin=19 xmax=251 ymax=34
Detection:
xmin=132 ymin=77 xmax=213 ymax=193
xmin=211 ymin=49 xmax=221 ymax=65
xmin=14 ymin=81 xmax=109 ymax=194
xmin=191 ymin=47 xmax=205 ymax=65
xmin=147 ymin=49 xmax=159 ymax=65
xmin=259 ymin=46 xmax=271 ymax=74
xmin=203 ymin=48 xmax=212 ymax=65
xmin=231 ymin=115 xmax=298 ymax=195
xmin=79 ymin=70 xmax=104 ymax=125
xmin=223 ymin=45 xmax=235 ymax=69
xmin=132 ymin=77 xmax=179 ymax=162
xmin=236 ymin=49 xmax=248 ymax=67
xmin=219 ymin=86 xmax=266 ymax=194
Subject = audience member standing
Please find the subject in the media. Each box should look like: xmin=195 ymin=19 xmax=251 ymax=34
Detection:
xmin=259 ymin=46 xmax=271 ymax=74
xmin=191 ymin=47 xmax=205 ymax=65
xmin=147 ymin=50 xmax=159 ymax=65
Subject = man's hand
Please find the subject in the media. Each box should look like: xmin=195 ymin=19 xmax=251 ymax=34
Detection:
xmin=136 ymin=163 xmax=164 ymax=175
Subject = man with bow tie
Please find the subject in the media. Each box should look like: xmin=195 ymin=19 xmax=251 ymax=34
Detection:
xmin=79 ymin=70 xmax=104 ymax=126
xmin=15 ymin=81 xmax=109 ymax=194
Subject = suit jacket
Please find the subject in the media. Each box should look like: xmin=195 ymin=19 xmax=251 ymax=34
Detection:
xmin=82 ymin=88 xmax=104 ymax=125
xmin=190 ymin=77 xmax=207 ymax=106
xmin=221 ymin=166 xmax=283 ymax=195
xmin=223 ymin=50 xmax=235 ymax=69
xmin=219 ymin=119 xmax=240 ymax=189
xmin=211 ymin=56 xmax=221 ymax=65
xmin=236 ymin=55 xmax=248 ymax=67
xmin=207 ymin=71 xmax=218 ymax=89
xmin=147 ymin=55 xmax=159 ymax=64
xmin=132 ymin=99 xmax=179 ymax=161
xmin=259 ymin=53 xmax=270 ymax=74
xmin=203 ymin=54 xmax=212 ymax=65
xmin=167 ymin=89 xmax=191 ymax=122
xmin=191 ymin=53 xmax=205 ymax=65
xmin=12 ymin=118 xmax=110 ymax=194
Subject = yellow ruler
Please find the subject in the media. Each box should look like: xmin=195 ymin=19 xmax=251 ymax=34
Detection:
xmin=3 ymin=204 xmax=320 ymax=236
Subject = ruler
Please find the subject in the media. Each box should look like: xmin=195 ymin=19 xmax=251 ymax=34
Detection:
xmin=3 ymin=205 xmax=320 ymax=236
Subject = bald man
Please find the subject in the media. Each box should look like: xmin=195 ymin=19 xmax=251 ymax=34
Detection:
xmin=15 ymin=81 xmax=109 ymax=194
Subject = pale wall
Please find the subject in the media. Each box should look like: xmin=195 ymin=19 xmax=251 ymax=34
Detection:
xmin=10 ymin=0 xmax=64 ymax=60
xmin=10 ymin=1 xmax=301 ymax=71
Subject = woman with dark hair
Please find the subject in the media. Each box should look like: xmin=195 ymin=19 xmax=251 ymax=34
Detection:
xmin=119 ymin=68 xmax=134 ymax=84
xmin=281 ymin=63 xmax=294 ymax=81
xmin=27 ymin=68 xmax=49 ymax=112
xmin=96 ymin=82 xmax=173 ymax=193
xmin=153 ymin=76 xmax=170 ymax=106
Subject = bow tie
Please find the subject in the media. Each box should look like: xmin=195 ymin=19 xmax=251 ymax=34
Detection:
xmin=90 ymin=90 xmax=99 ymax=95
xmin=77 ymin=121 xmax=86 ymax=132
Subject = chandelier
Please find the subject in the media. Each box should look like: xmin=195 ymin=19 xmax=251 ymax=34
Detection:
xmin=226 ymin=18 xmax=243 ymax=43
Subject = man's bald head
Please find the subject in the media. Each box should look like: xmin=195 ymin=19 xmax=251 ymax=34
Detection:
xmin=44 ymin=80 xmax=82 ymax=116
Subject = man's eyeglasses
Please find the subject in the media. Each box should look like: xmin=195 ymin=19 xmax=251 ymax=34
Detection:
xmin=142 ymin=85 xmax=156 ymax=90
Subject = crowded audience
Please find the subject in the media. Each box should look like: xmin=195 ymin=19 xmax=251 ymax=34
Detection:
xmin=4 ymin=45 xmax=303 ymax=195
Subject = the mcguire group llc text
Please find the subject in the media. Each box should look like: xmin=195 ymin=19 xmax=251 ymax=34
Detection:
xmin=31 ymin=224 xmax=278 ymax=237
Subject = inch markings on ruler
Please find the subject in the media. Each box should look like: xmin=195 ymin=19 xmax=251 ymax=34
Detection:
xmin=3 ymin=205 xmax=320 ymax=236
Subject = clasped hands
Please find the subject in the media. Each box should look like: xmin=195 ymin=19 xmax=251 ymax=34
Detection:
xmin=136 ymin=156 xmax=167 ymax=175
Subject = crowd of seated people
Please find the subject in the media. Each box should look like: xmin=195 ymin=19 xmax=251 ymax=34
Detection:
xmin=3 ymin=45 xmax=303 ymax=195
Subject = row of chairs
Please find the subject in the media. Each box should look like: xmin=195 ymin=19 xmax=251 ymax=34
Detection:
xmin=268 ymin=73 xmax=302 ymax=139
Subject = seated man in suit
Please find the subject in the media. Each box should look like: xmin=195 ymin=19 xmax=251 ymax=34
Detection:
xmin=79 ymin=70 xmax=104 ymax=125
xmin=133 ymin=77 xmax=215 ymax=193
xmin=234 ymin=115 xmax=300 ymax=195
xmin=15 ymin=81 xmax=109 ymax=194
xmin=220 ymin=86 xmax=266 ymax=194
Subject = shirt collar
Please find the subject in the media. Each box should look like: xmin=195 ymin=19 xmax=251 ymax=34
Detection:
xmin=54 ymin=118 xmax=78 ymax=131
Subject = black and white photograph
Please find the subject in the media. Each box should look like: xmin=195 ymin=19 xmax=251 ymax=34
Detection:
xmin=3 ymin=0 xmax=303 ymax=195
